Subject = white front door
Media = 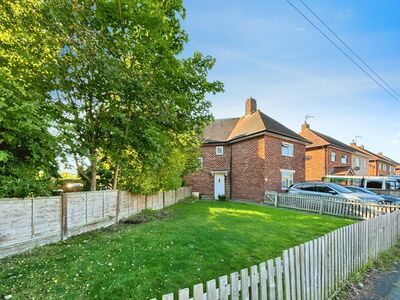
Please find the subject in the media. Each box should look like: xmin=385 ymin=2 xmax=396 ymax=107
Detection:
xmin=214 ymin=174 xmax=225 ymax=199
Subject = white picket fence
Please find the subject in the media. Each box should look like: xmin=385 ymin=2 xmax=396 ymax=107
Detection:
xmin=153 ymin=206 xmax=400 ymax=299
xmin=265 ymin=191 xmax=400 ymax=219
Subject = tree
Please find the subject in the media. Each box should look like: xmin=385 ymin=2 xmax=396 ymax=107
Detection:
xmin=46 ymin=0 xmax=223 ymax=192
xmin=0 ymin=0 xmax=59 ymax=197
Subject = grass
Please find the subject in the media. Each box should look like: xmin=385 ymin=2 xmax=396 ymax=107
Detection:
xmin=0 ymin=199 xmax=354 ymax=299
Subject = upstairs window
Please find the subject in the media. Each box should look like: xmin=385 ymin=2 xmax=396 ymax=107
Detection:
xmin=354 ymin=157 xmax=360 ymax=167
xmin=281 ymin=142 xmax=294 ymax=157
xmin=216 ymin=146 xmax=224 ymax=156
xmin=341 ymin=154 xmax=347 ymax=164
xmin=383 ymin=164 xmax=387 ymax=171
xmin=364 ymin=159 xmax=368 ymax=167
xmin=198 ymin=157 xmax=204 ymax=169
xmin=331 ymin=152 xmax=336 ymax=162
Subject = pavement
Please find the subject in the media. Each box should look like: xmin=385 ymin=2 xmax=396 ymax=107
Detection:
xmin=359 ymin=263 xmax=400 ymax=300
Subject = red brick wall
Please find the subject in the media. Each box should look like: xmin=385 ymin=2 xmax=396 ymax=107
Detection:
xmin=305 ymin=147 xmax=326 ymax=181
xmin=264 ymin=136 xmax=306 ymax=192
xmin=231 ymin=137 xmax=265 ymax=200
xmin=185 ymin=144 xmax=230 ymax=198
xmin=186 ymin=135 xmax=307 ymax=201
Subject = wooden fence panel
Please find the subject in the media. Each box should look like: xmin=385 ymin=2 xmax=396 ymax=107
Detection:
xmin=0 ymin=187 xmax=190 ymax=258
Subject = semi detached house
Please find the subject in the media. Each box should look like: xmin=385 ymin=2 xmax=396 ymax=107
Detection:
xmin=186 ymin=98 xmax=310 ymax=201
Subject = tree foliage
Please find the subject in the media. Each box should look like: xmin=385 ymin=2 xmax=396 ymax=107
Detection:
xmin=0 ymin=0 xmax=59 ymax=197
xmin=0 ymin=0 xmax=222 ymax=197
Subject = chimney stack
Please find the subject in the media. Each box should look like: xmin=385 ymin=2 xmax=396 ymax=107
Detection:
xmin=301 ymin=122 xmax=310 ymax=131
xmin=350 ymin=141 xmax=357 ymax=147
xmin=245 ymin=97 xmax=257 ymax=115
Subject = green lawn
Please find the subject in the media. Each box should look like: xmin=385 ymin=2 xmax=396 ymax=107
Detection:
xmin=0 ymin=199 xmax=354 ymax=299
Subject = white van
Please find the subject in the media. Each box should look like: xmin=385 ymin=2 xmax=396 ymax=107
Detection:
xmin=324 ymin=175 xmax=399 ymax=191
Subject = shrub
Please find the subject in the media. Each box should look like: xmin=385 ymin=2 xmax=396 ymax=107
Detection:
xmin=218 ymin=195 xmax=227 ymax=201
xmin=124 ymin=209 xmax=174 ymax=224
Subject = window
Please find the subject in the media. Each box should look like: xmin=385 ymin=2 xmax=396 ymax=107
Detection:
xmin=198 ymin=157 xmax=204 ymax=169
xmin=331 ymin=152 xmax=336 ymax=162
xmin=341 ymin=154 xmax=347 ymax=164
xmin=298 ymin=184 xmax=315 ymax=192
xmin=315 ymin=185 xmax=334 ymax=194
xmin=379 ymin=163 xmax=383 ymax=170
xmin=281 ymin=142 xmax=294 ymax=157
xmin=354 ymin=157 xmax=360 ymax=167
xmin=364 ymin=159 xmax=368 ymax=167
xmin=383 ymin=164 xmax=387 ymax=171
xmin=366 ymin=180 xmax=383 ymax=189
xmin=281 ymin=170 xmax=295 ymax=189
xmin=216 ymin=146 xmax=224 ymax=156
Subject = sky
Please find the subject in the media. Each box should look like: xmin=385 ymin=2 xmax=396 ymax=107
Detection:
xmin=181 ymin=0 xmax=400 ymax=162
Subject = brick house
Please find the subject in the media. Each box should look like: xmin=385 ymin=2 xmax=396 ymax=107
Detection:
xmin=350 ymin=143 xmax=398 ymax=176
xmin=299 ymin=123 xmax=356 ymax=181
xmin=185 ymin=98 xmax=310 ymax=201
xmin=396 ymin=165 xmax=400 ymax=175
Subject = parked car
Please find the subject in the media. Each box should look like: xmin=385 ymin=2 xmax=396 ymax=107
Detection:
xmin=346 ymin=186 xmax=400 ymax=204
xmin=287 ymin=182 xmax=383 ymax=203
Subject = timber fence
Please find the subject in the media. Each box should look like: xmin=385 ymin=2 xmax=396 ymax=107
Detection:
xmin=0 ymin=186 xmax=191 ymax=258
xmin=154 ymin=205 xmax=400 ymax=300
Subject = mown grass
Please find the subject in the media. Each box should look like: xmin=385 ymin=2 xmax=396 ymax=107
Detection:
xmin=0 ymin=199 xmax=354 ymax=299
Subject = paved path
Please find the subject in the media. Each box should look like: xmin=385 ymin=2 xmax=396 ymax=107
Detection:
xmin=360 ymin=263 xmax=400 ymax=300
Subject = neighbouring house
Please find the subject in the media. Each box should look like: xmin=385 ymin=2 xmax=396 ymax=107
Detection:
xmin=350 ymin=143 xmax=398 ymax=176
xmin=185 ymin=98 xmax=310 ymax=201
xmin=351 ymin=147 xmax=370 ymax=176
xmin=397 ymin=165 xmax=400 ymax=175
xmin=299 ymin=123 xmax=356 ymax=181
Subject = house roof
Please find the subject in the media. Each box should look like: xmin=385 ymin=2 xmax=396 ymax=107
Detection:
xmin=309 ymin=129 xmax=355 ymax=153
xmin=376 ymin=153 xmax=399 ymax=165
xmin=203 ymin=110 xmax=310 ymax=144
xmin=329 ymin=166 xmax=355 ymax=176
xmin=351 ymin=145 xmax=398 ymax=165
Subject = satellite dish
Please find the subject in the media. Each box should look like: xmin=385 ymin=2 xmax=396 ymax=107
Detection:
xmin=354 ymin=166 xmax=360 ymax=171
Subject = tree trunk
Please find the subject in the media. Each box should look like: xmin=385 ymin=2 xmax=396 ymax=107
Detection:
xmin=112 ymin=162 xmax=119 ymax=190
xmin=89 ymin=157 xmax=97 ymax=191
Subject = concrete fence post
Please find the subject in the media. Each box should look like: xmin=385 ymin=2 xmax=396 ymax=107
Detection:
xmin=274 ymin=192 xmax=278 ymax=207
xmin=61 ymin=193 xmax=68 ymax=240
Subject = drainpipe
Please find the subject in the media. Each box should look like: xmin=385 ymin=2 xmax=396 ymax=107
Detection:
xmin=229 ymin=143 xmax=233 ymax=199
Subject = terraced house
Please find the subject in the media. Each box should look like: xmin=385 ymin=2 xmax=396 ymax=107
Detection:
xmin=298 ymin=123 xmax=358 ymax=181
xmin=350 ymin=143 xmax=399 ymax=176
xmin=186 ymin=98 xmax=310 ymax=201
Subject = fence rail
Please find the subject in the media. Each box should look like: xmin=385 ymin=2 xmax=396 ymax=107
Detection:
xmin=265 ymin=191 xmax=400 ymax=219
xmin=154 ymin=208 xmax=400 ymax=300
xmin=0 ymin=186 xmax=191 ymax=259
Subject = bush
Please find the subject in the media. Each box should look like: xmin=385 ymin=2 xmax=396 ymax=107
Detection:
xmin=218 ymin=195 xmax=227 ymax=201
xmin=0 ymin=176 xmax=53 ymax=198
xmin=123 ymin=209 xmax=174 ymax=224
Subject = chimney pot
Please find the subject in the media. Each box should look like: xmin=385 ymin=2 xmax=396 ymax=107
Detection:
xmin=245 ymin=97 xmax=257 ymax=115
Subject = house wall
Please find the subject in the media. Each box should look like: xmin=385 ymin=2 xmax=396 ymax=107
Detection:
xmin=305 ymin=147 xmax=326 ymax=181
xmin=326 ymin=147 xmax=353 ymax=173
xmin=231 ymin=137 xmax=265 ymax=200
xmin=185 ymin=144 xmax=230 ymax=198
xmin=396 ymin=165 xmax=400 ymax=175
xmin=264 ymin=136 xmax=306 ymax=192
xmin=351 ymin=152 xmax=369 ymax=176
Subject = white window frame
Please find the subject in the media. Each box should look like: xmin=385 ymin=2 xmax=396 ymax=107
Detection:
xmin=379 ymin=163 xmax=383 ymax=170
xmin=354 ymin=157 xmax=360 ymax=167
xmin=281 ymin=169 xmax=295 ymax=190
xmin=383 ymin=164 xmax=387 ymax=171
xmin=341 ymin=154 xmax=347 ymax=164
xmin=331 ymin=151 xmax=336 ymax=162
xmin=198 ymin=157 xmax=204 ymax=169
xmin=215 ymin=146 xmax=224 ymax=156
xmin=281 ymin=142 xmax=294 ymax=157
xmin=364 ymin=159 xmax=368 ymax=167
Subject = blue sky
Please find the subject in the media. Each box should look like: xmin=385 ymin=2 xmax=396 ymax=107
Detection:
xmin=181 ymin=0 xmax=400 ymax=162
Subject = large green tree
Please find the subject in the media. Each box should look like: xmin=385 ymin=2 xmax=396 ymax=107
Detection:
xmin=0 ymin=0 xmax=59 ymax=197
xmin=46 ymin=0 xmax=223 ymax=192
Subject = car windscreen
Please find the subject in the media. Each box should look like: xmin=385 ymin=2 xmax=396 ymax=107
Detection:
xmin=330 ymin=184 xmax=352 ymax=193
xmin=347 ymin=187 xmax=375 ymax=195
